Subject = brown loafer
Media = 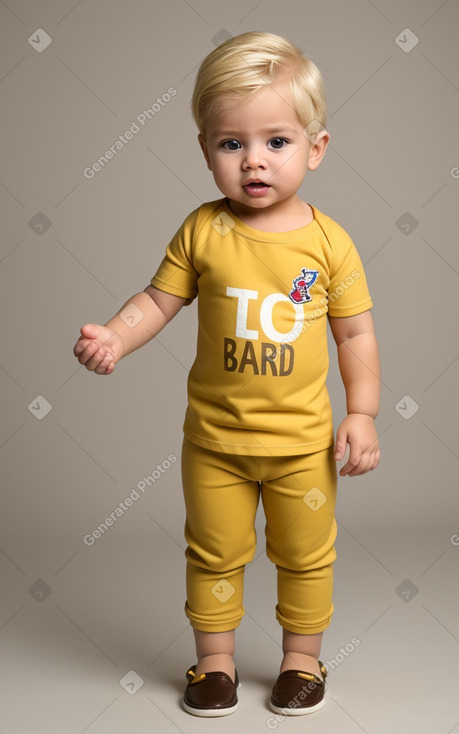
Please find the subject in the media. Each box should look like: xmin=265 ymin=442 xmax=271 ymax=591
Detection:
xmin=183 ymin=664 xmax=239 ymax=717
xmin=270 ymin=662 xmax=327 ymax=715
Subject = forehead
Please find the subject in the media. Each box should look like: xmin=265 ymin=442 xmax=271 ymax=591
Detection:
xmin=205 ymin=83 xmax=302 ymax=138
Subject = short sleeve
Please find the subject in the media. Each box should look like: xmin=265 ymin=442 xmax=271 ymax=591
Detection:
xmin=151 ymin=209 xmax=200 ymax=300
xmin=327 ymin=222 xmax=373 ymax=317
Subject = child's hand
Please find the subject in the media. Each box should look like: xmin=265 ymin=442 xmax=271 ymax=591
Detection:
xmin=73 ymin=324 xmax=123 ymax=375
xmin=334 ymin=413 xmax=380 ymax=477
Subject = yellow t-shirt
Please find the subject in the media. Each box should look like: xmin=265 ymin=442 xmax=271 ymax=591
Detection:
xmin=151 ymin=198 xmax=373 ymax=456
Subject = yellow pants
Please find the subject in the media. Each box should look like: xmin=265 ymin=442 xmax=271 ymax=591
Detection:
xmin=182 ymin=437 xmax=337 ymax=635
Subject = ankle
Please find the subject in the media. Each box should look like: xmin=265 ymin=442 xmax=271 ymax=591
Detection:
xmin=196 ymin=653 xmax=235 ymax=681
xmin=280 ymin=651 xmax=322 ymax=680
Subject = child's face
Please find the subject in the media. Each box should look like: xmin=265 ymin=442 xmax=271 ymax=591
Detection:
xmin=198 ymin=82 xmax=328 ymax=218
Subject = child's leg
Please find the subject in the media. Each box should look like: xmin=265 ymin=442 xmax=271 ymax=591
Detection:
xmin=280 ymin=630 xmax=323 ymax=679
xmin=181 ymin=438 xmax=260 ymax=678
xmin=193 ymin=629 xmax=236 ymax=681
xmin=260 ymin=446 xmax=337 ymax=677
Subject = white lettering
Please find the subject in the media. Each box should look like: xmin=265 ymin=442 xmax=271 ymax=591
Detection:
xmin=226 ymin=287 xmax=259 ymax=339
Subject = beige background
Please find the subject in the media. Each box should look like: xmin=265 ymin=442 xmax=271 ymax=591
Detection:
xmin=1 ymin=1 xmax=458 ymax=732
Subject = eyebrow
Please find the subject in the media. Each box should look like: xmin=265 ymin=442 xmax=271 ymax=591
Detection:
xmin=209 ymin=126 xmax=298 ymax=140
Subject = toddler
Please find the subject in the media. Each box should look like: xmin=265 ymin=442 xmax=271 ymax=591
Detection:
xmin=74 ymin=31 xmax=380 ymax=718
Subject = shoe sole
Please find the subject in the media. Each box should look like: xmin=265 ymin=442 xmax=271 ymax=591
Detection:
xmin=270 ymin=695 xmax=326 ymax=716
xmin=183 ymin=701 xmax=238 ymax=717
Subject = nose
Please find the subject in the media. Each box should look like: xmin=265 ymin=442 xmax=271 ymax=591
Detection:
xmin=242 ymin=144 xmax=267 ymax=170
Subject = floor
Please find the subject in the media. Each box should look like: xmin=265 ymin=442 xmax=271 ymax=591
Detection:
xmin=1 ymin=522 xmax=458 ymax=734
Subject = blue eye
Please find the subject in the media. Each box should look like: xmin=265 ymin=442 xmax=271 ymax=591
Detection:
xmin=222 ymin=140 xmax=241 ymax=150
xmin=269 ymin=137 xmax=287 ymax=149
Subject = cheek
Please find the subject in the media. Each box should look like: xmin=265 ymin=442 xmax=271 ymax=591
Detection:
xmin=284 ymin=153 xmax=309 ymax=181
xmin=213 ymin=158 xmax=236 ymax=183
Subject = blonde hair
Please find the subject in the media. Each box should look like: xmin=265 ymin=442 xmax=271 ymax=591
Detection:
xmin=191 ymin=31 xmax=327 ymax=136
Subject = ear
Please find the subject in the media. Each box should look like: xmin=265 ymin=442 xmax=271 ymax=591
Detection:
xmin=308 ymin=130 xmax=330 ymax=171
xmin=198 ymin=133 xmax=212 ymax=171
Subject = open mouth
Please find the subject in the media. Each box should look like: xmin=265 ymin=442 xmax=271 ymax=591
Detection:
xmin=243 ymin=182 xmax=271 ymax=196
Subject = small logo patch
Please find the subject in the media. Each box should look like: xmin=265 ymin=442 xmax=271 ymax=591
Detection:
xmin=289 ymin=268 xmax=319 ymax=304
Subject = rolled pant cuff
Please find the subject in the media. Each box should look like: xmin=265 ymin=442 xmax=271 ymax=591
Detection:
xmin=275 ymin=604 xmax=334 ymax=635
xmin=185 ymin=602 xmax=243 ymax=633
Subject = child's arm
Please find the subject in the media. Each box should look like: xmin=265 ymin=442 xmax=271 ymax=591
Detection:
xmin=328 ymin=310 xmax=380 ymax=477
xmin=73 ymin=285 xmax=186 ymax=375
